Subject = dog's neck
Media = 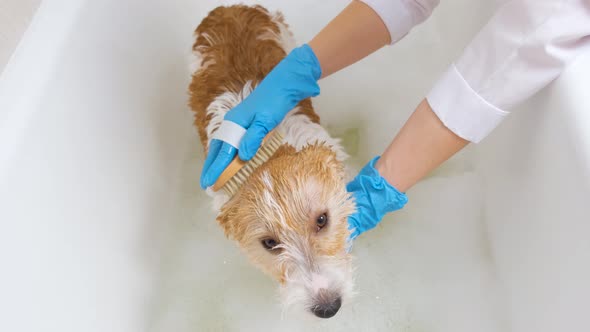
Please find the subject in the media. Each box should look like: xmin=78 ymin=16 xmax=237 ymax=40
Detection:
xmin=205 ymin=81 xmax=347 ymax=160
xmin=278 ymin=110 xmax=348 ymax=161
xmin=204 ymin=81 xmax=349 ymax=210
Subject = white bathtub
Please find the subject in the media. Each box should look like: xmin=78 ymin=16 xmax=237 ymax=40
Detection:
xmin=1 ymin=0 xmax=589 ymax=331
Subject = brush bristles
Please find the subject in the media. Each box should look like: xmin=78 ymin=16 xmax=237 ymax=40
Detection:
xmin=222 ymin=131 xmax=283 ymax=197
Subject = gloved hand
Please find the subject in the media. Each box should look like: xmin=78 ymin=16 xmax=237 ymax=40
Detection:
xmin=347 ymin=157 xmax=408 ymax=240
xmin=200 ymin=44 xmax=322 ymax=189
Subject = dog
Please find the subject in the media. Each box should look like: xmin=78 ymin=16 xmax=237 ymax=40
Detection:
xmin=188 ymin=5 xmax=355 ymax=318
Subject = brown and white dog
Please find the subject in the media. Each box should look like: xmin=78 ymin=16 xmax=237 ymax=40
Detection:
xmin=188 ymin=5 xmax=355 ymax=318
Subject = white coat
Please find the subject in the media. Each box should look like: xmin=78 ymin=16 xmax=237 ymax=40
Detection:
xmin=361 ymin=0 xmax=590 ymax=142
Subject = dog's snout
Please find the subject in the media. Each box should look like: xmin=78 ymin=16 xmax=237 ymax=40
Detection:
xmin=311 ymin=296 xmax=342 ymax=319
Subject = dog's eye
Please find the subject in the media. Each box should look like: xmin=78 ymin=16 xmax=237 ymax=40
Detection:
xmin=261 ymin=238 xmax=279 ymax=251
xmin=316 ymin=213 xmax=328 ymax=230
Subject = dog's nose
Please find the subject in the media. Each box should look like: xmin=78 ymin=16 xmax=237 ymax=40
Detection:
xmin=311 ymin=297 xmax=342 ymax=318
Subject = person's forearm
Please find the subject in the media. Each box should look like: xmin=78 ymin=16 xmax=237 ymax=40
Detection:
xmin=308 ymin=1 xmax=390 ymax=78
xmin=375 ymin=99 xmax=469 ymax=192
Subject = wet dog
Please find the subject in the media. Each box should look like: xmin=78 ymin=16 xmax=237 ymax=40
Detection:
xmin=188 ymin=5 xmax=355 ymax=318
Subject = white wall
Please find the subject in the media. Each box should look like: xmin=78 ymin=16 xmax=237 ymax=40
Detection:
xmin=0 ymin=0 xmax=41 ymax=73
xmin=475 ymin=52 xmax=590 ymax=332
xmin=0 ymin=1 xmax=197 ymax=331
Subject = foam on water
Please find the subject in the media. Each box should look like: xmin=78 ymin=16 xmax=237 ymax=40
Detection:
xmin=148 ymin=1 xmax=505 ymax=330
xmin=149 ymin=139 xmax=505 ymax=331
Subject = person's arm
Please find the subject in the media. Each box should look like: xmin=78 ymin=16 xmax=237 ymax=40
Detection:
xmin=201 ymin=0 xmax=439 ymax=188
xmin=375 ymin=99 xmax=468 ymax=192
xmin=346 ymin=98 xmax=466 ymax=239
xmin=348 ymin=0 xmax=590 ymax=239
xmin=308 ymin=1 xmax=391 ymax=78
xmin=309 ymin=0 xmax=440 ymax=78
xmin=380 ymin=0 xmax=590 ymax=192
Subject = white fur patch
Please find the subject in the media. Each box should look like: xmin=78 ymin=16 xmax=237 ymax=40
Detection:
xmin=200 ymin=32 xmax=218 ymax=46
xmin=256 ymin=10 xmax=295 ymax=53
xmin=207 ymin=187 xmax=229 ymax=212
xmin=310 ymin=273 xmax=330 ymax=292
xmin=261 ymin=170 xmax=273 ymax=191
xmin=270 ymin=12 xmax=296 ymax=53
xmin=260 ymin=190 xmax=288 ymax=230
xmin=302 ymin=176 xmax=322 ymax=204
xmin=189 ymin=33 xmax=216 ymax=75
xmin=280 ymin=253 xmax=354 ymax=315
xmin=188 ymin=49 xmax=202 ymax=76
xmin=279 ymin=110 xmax=349 ymax=162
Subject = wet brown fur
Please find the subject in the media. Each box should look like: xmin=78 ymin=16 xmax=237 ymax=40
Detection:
xmin=189 ymin=5 xmax=318 ymax=151
xmin=187 ymin=5 xmax=354 ymax=304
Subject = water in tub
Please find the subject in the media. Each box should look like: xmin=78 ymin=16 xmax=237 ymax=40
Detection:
xmin=151 ymin=0 xmax=506 ymax=331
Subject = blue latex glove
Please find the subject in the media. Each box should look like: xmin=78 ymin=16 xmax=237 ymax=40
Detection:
xmin=347 ymin=157 xmax=408 ymax=240
xmin=200 ymin=44 xmax=322 ymax=189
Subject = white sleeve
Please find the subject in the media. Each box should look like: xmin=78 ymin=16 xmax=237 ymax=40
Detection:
xmin=360 ymin=0 xmax=440 ymax=43
xmin=427 ymin=0 xmax=590 ymax=143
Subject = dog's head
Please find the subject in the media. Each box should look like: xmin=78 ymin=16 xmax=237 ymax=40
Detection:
xmin=217 ymin=144 xmax=355 ymax=318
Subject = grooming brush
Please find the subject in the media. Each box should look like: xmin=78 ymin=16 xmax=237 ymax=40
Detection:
xmin=212 ymin=130 xmax=283 ymax=197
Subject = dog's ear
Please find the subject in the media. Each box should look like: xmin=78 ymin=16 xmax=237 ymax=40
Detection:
xmin=216 ymin=192 xmax=259 ymax=243
xmin=322 ymin=148 xmax=345 ymax=178
xmin=216 ymin=195 xmax=240 ymax=239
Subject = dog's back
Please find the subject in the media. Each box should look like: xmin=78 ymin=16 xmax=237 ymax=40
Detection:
xmin=187 ymin=6 xmax=355 ymax=315
xmin=189 ymin=5 xmax=318 ymax=150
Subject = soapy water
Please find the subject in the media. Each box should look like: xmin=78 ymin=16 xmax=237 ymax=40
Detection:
xmin=148 ymin=135 xmax=505 ymax=332
xmin=147 ymin=1 xmax=505 ymax=330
